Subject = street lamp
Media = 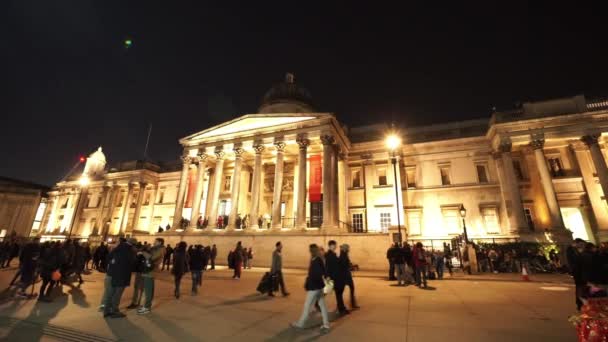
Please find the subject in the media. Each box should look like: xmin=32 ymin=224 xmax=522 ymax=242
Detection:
xmin=385 ymin=133 xmax=403 ymax=243
xmin=459 ymin=204 xmax=469 ymax=244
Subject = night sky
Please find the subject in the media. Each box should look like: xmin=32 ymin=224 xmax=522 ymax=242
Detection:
xmin=2 ymin=2 xmax=607 ymax=186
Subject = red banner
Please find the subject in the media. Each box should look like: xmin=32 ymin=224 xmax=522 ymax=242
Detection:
xmin=184 ymin=167 xmax=197 ymax=208
xmin=309 ymin=155 xmax=322 ymax=202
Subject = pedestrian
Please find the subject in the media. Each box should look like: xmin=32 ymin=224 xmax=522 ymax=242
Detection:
xmin=210 ymin=244 xmax=217 ymax=270
xmin=326 ymin=240 xmax=348 ymax=315
xmin=242 ymin=245 xmax=249 ymax=269
xmin=189 ymin=245 xmax=204 ymax=295
xmin=127 ymin=244 xmax=146 ymax=310
xmin=84 ymin=242 xmax=92 ymax=271
xmin=387 ymin=243 xmax=397 ymax=281
xmin=268 ymin=241 xmax=289 ymax=297
xmin=435 ymin=251 xmax=445 ymax=280
xmin=172 ymin=241 xmax=188 ymax=299
xmin=73 ymin=240 xmax=86 ymax=284
xmin=137 ymin=237 xmax=165 ymax=314
xmin=15 ymin=238 xmax=40 ymax=298
xmin=340 ymin=244 xmax=359 ymax=309
xmin=413 ymin=242 xmax=428 ymax=288
xmin=291 ymin=244 xmax=330 ymax=333
xmin=232 ymin=241 xmax=243 ymax=279
xmin=103 ymin=237 xmax=136 ymax=318
xmin=567 ymin=238 xmax=586 ymax=311
xmin=5 ymin=241 xmax=20 ymax=268
xmin=162 ymin=244 xmax=173 ymax=271
xmin=247 ymin=248 xmax=254 ymax=269
xmin=217 ymin=215 xmax=224 ymax=228
xmin=37 ymin=241 xmax=60 ymax=302
xmin=97 ymin=242 xmax=109 ymax=272
xmin=394 ymin=242 xmax=407 ymax=286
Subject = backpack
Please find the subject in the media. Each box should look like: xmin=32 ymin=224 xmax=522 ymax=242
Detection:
xmin=135 ymin=254 xmax=154 ymax=273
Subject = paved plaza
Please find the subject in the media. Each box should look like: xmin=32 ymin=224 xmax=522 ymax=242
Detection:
xmin=0 ymin=266 xmax=577 ymax=341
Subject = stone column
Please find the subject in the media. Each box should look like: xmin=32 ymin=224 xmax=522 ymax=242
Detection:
xmin=332 ymin=144 xmax=340 ymax=227
xmin=190 ymin=154 xmax=208 ymax=226
xmin=296 ymin=136 xmax=310 ymax=229
xmin=271 ymin=140 xmax=286 ymax=230
xmin=95 ymin=185 xmax=111 ymax=233
xmin=119 ymin=182 xmax=135 ymax=234
xmin=582 ymin=134 xmax=608 ymax=203
xmin=102 ymin=184 xmax=120 ymax=237
xmin=249 ymin=143 xmax=265 ymax=229
xmin=338 ymin=151 xmax=350 ymax=231
xmin=531 ymin=134 xmax=566 ymax=229
xmin=209 ymin=149 xmax=225 ymax=227
xmin=69 ymin=187 xmax=88 ymax=236
xmin=129 ymin=182 xmax=147 ymax=233
xmin=147 ymin=185 xmax=159 ymax=233
xmin=172 ymin=155 xmax=192 ymax=229
xmin=228 ymin=146 xmax=245 ymax=230
xmin=362 ymin=154 xmax=374 ymax=231
xmin=499 ymin=138 xmax=528 ymax=231
xmin=321 ymin=134 xmax=335 ymax=229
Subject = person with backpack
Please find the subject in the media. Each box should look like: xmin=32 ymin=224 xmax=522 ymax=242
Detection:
xmin=137 ymin=238 xmax=165 ymax=315
xmin=172 ymin=241 xmax=189 ymax=299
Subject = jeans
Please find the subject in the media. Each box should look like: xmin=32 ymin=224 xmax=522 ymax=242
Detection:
xmin=174 ymin=273 xmax=183 ymax=296
xmin=435 ymin=261 xmax=444 ymax=280
xmin=388 ymin=261 xmax=395 ymax=279
xmin=130 ymin=273 xmax=144 ymax=305
xmin=295 ymin=290 xmax=329 ymax=328
xmin=415 ymin=264 xmax=427 ymax=287
xmin=395 ymin=263 xmax=407 ymax=285
xmin=104 ymin=286 xmax=125 ymax=315
xmin=191 ymin=271 xmax=201 ymax=293
xmin=334 ymin=284 xmax=347 ymax=312
xmin=143 ymin=276 xmax=155 ymax=309
xmin=346 ymin=279 xmax=357 ymax=307
xmin=100 ymin=275 xmax=112 ymax=306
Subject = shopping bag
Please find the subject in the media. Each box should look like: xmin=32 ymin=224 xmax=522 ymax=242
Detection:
xmin=323 ymin=277 xmax=334 ymax=295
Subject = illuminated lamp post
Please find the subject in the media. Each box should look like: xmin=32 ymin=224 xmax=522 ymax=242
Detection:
xmin=460 ymin=204 xmax=469 ymax=244
xmin=386 ymin=134 xmax=403 ymax=243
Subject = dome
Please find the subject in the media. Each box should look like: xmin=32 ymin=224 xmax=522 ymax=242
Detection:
xmin=84 ymin=147 xmax=107 ymax=178
xmin=258 ymin=73 xmax=315 ymax=113
xmin=88 ymin=147 xmax=106 ymax=164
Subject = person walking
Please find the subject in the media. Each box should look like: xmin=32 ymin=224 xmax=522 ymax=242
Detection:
xmin=291 ymin=244 xmax=330 ymax=333
xmin=326 ymin=240 xmax=348 ymax=315
xmin=232 ymin=242 xmax=243 ymax=279
xmin=162 ymin=244 xmax=173 ymax=271
xmin=73 ymin=240 xmax=86 ymax=284
xmin=210 ymin=244 xmax=217 ymax=270
xmin=247 ymin=248 xmax=254 ymax=269
xmin=339 ymin=244 xmax=359 ymax=309
xmin=189 ymin=245 xmax=204 ymax=295
xmin=15 ymin=238 xmax=40 ymax=298
xmin=104 ymin=238 xmax=136 ymax=318
xmin=435 ymin=250 xmax=445 ymax=280
xmin=37 ymin=242 xmax=60 ymax=302
xmin=387 ymin=243 xmax=397 ymax=281
xmin=5 ymin=241 xmax=20 ymax=268
xmin=172 ymin=241 xmax=188 ymax=299
xmin=413 ymin=242 xmax=428 ymax=288
xmin=268 ymin=241 xmax=289 ymax=297
xmin=127 ymin=244 xmax=146 ymax=310
xmin=137 ymin=238 xmax=165 ymax=315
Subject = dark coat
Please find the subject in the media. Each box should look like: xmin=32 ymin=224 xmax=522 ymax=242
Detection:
xmin=339 ymin=252 xmax=354 ymax=284
xmin=108 ymin=242 xmax=136 ymax=287
xmin=211 ymin=246 xmax=217 ymax=258
xmin=189 ymin=248 xmax=204 ymax=272
xmin=234 ymin=246 xmax=243 ymax=263
xmin=325 ymin=250 xmax=344 ymax=285
xmin=305 ymin=257 xmax=326 ymax=291
xmin=172 ymin=248 xmax=189 ymax=276
xmin=39 ymin=247 xmax=60 ymax=278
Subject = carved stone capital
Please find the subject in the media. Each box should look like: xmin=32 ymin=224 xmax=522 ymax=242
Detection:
xmin=296 ymin=137 xmax=310 ymax=150
xmin=581 ymin=134 xmax=600 ymax=147
xmin=498 ymin=137 xmax=512 ymax=153
xmin=530 ymin=133 xmax=545 ymax=150
xmin=181 ymin=155 xmax=192 ymax=164
xmin=253 ymin=144 xmax=265 ymax=154
xmin=214 ymin=148 xmax=225 ymax=160
xmin=198 ymin=153 xmax=208 ymax=162
xmin=233 ymin=146 xmax=245 ymax=158
xmin=274 ymin=141 xmax=286 ymax=153
xmin=320 ymin=134 xmax=335 ymax=146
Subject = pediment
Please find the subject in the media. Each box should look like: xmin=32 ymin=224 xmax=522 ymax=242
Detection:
xmin=181 ymin=114 xmax=324 ymax=143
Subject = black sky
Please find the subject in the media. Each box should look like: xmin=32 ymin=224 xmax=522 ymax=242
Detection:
xmin=2 ymin=2 xmax=607 ymax=186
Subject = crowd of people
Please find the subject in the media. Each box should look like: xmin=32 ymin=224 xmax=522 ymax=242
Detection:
xmin=566 ymin=239 xmax=608 ymax=311
xmin=386 ymin=242 xmax=451 ymax=287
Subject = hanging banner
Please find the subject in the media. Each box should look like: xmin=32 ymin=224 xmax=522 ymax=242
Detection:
xmin=184 ymin=167 xmax=197 ymax=208
xmin=309 ymin=155 xmax=322 ymax=202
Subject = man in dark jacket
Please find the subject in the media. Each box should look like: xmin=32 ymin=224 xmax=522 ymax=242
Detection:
xmin=162 ymin=244 xmax=173 ymax=271
xmin=5 ymin=241 xmax=20 ymax=268
xmin=567 ymin=238 xmax=586 ymax=311
xmin=189 ymin=245 xmax=204 ymax=295
xmin=269 ymin=241 xmax=289 ymax=297
xmin=104 ymin=238 xmax=136 ymax=318
xmin=73 ymin=240 xmax=86 ymax=284
xmin=210 ymin=244 xmax=217 ymax=270
xmin=233 ymin=242 xmax=243 ymax=279
xmin=387 ymin=243 xmax=397 ymax=280
xmin=38 ymin=242 xmax=60 ymax=302
xmin=16 ymin=238 xmax=40 ymax=298
xmin=339 ymin=244 xmax=359 ymax=309
xmin=326 ymin=240 xmax=348 ymax=315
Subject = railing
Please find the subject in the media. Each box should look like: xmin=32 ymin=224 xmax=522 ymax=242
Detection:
xmin=338 ymin=220 xmax=366 ymax=233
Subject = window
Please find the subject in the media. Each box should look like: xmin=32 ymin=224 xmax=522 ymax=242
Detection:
xmin=380 ymin=212 xmax=391 ymax=232
xmin=144 ymin=192 xmax=150 ymax=206
xmin=31 ymin=200 xmax=47 ymax=231
xmin=512 ymin=160 xmax=524 ymax=181
xmin=442 ymin=208 xmax=460 ymax=234
xmin=476 ymin=164 xmax=489 ymax=183
xmin=352 ymin=213 xmax=364 ymax=232
xmin=224 ymin=175 xmax=232 ymax=191
xmin=481 ymin=207 xmax=499 ymax=234
xmin=377 ymin=168 xmax=387 ymax=186
xmin=130 ymin=193 xmax=138 ymax=208
xmin=61 ymin=197 xmax=69 ymax=209
xmin=547 ymin=157 xmax=564 ymax=177
xmin=524 ymin=208 xmax=535 ymax=231
xmin=406 ymin=210 xmax=422 ymax=235
xmin=158 ymin=188 xmax=165 ymax=204
xmin=440 ymin=166 xmax=451 ymax=186
xmin=351 ymin=170 xmax=362 ymax=188
xmin=406 ymin=167 xmax=416 ymax=188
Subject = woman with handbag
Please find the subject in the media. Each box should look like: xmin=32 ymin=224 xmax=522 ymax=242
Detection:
xmin=291 ymin=244 xmax=330 ymax=333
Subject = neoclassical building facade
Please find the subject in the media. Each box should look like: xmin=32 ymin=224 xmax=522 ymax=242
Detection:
xmin=33 ymin=75 xmax=608 ymax=267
